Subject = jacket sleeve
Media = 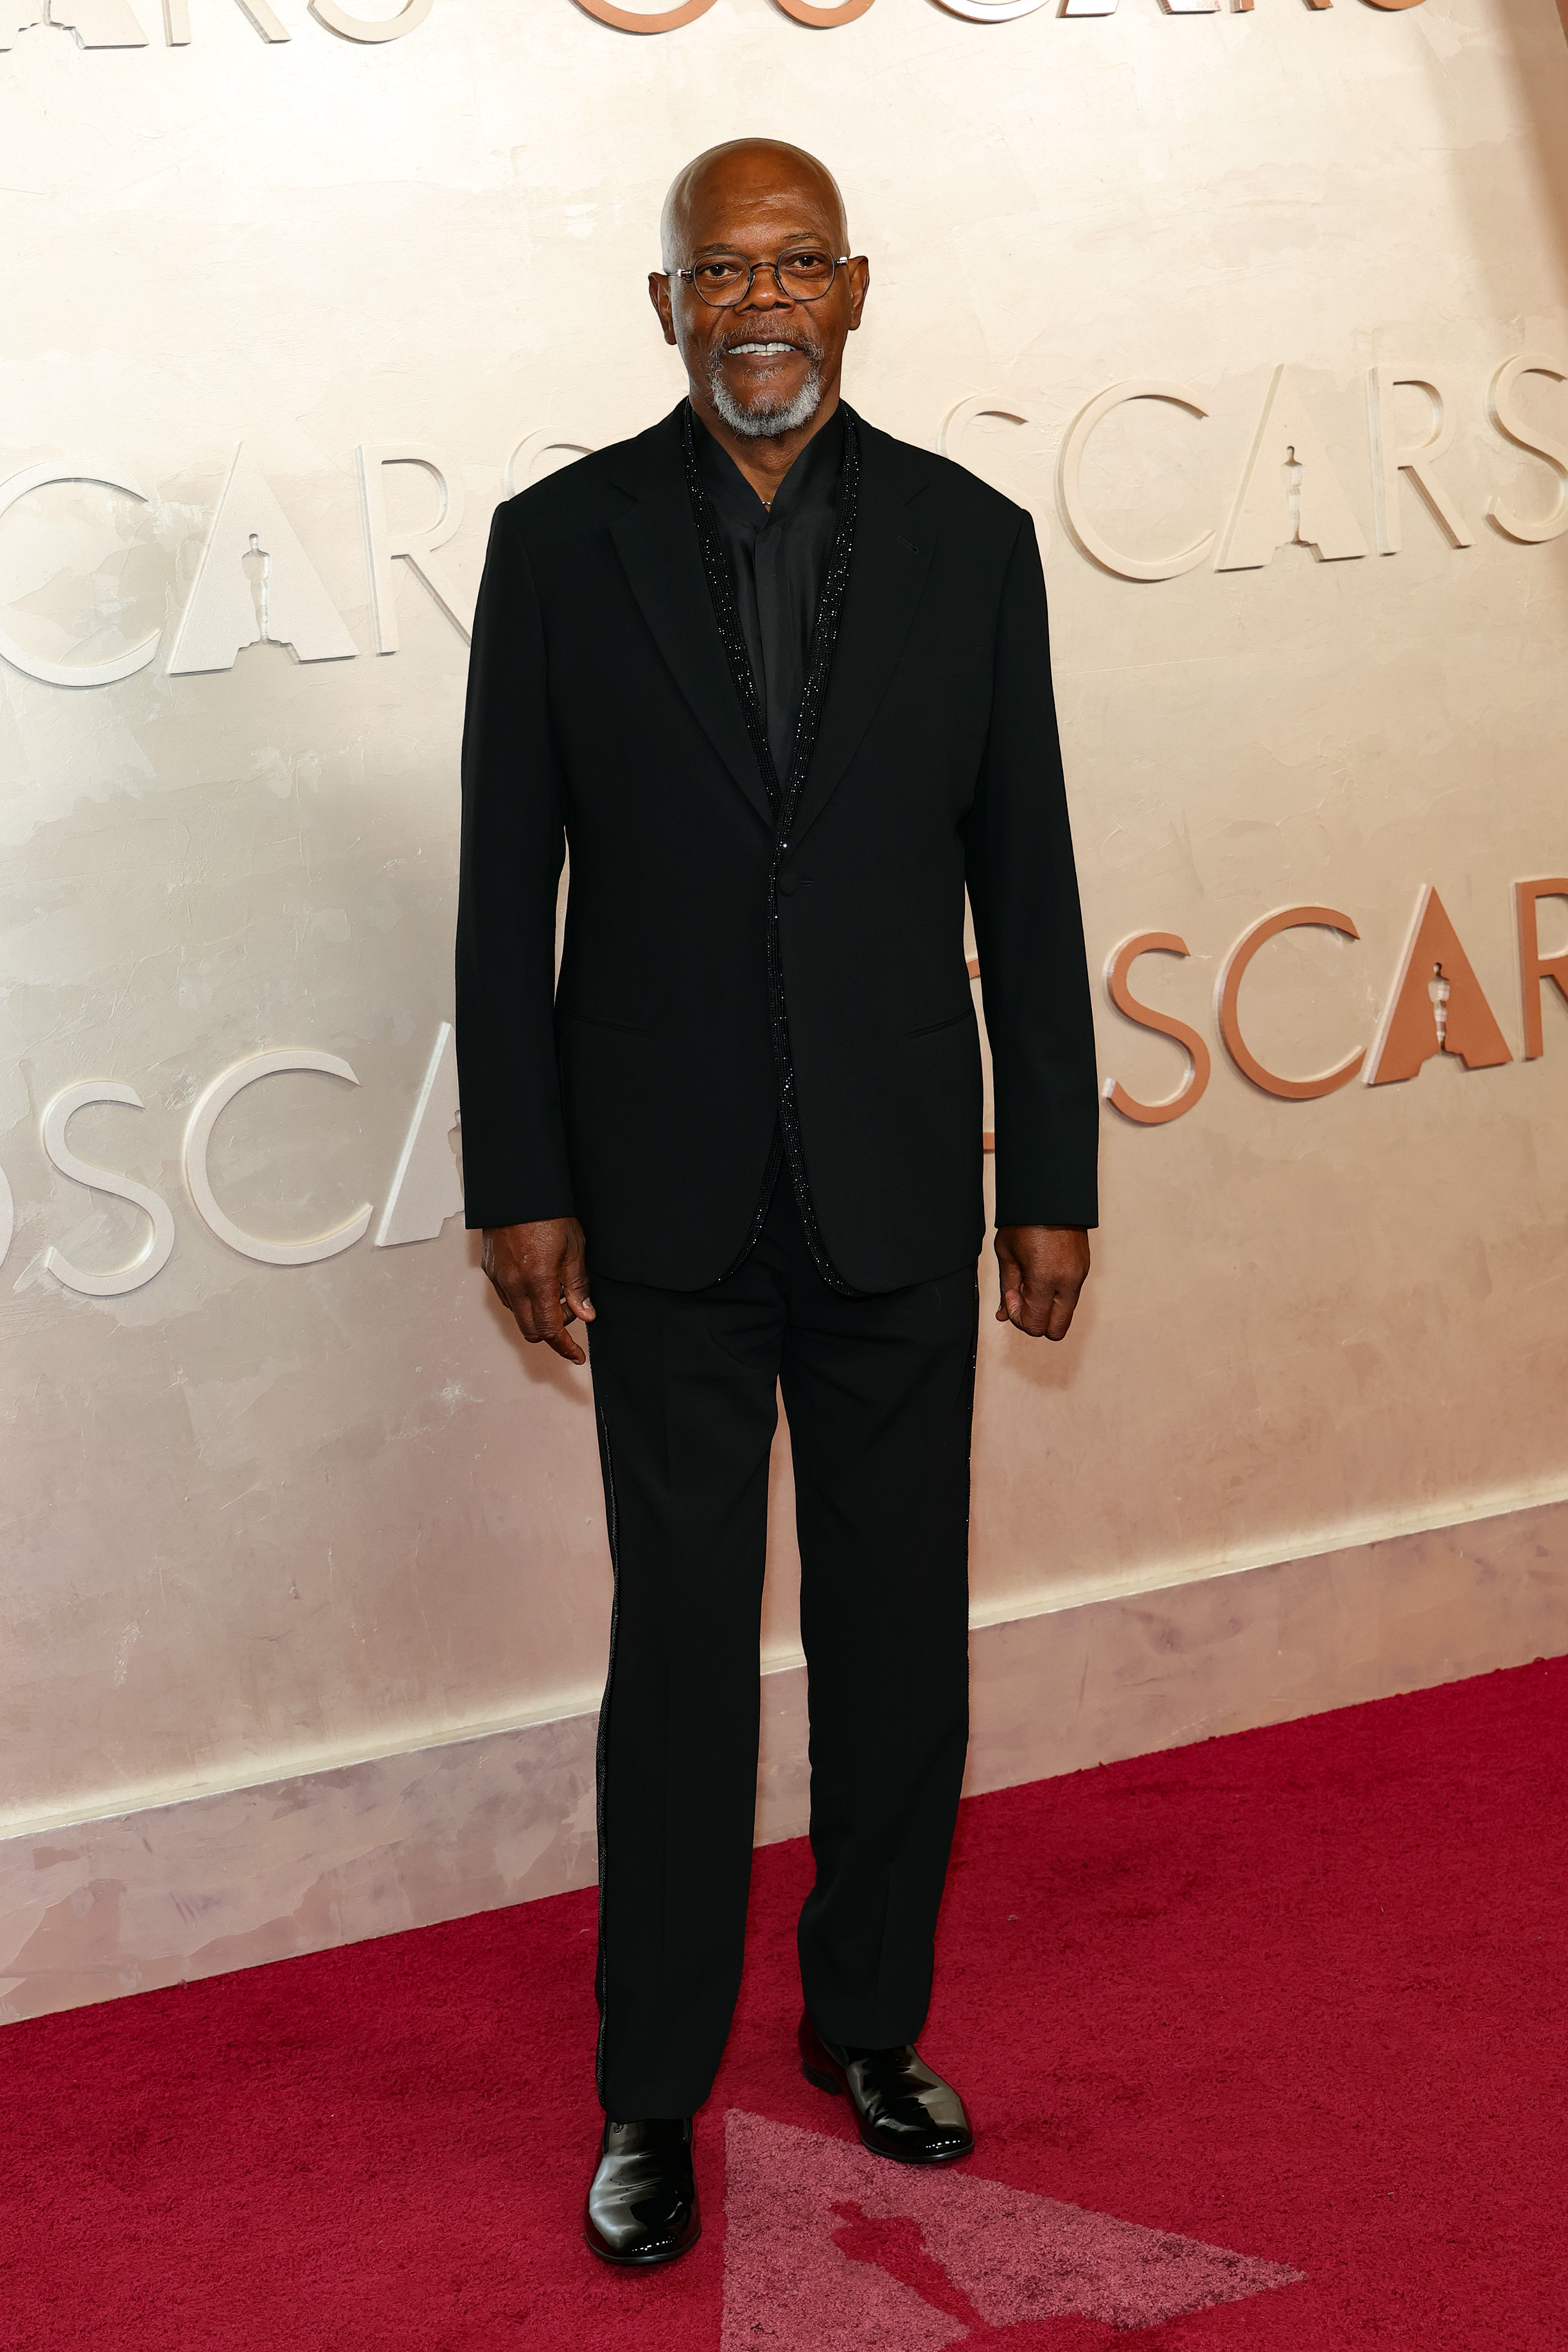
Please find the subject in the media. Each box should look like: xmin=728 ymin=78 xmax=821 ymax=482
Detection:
xmin=455 ymin=502 xmax=574 ymax=1230
xmin=962 ymin=511 xmax=1100 ymax=1231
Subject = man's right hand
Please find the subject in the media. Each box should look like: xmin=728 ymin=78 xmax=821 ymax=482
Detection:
xmin=482 ymin=1218 xmax=594 ymax=1365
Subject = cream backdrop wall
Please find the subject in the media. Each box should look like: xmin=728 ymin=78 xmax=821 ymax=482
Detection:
xmin=3 ymin=0 xmax=1568 ymax=2020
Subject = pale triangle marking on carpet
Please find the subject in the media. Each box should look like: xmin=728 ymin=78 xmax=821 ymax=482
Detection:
xmin=720 ymin=2108 xmax=1305 ymax=2347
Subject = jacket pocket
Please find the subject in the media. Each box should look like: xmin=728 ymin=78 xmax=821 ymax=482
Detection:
xmin=907 ymin=1007 xmax=974 ymax=1039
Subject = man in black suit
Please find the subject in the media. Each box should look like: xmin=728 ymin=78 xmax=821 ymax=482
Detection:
xmin=456 ymin=139 xmax=1098 ymax=2268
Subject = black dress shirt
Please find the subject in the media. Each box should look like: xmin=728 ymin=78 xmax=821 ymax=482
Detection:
xmin=691 ymin=404 xmax=845 ymax=782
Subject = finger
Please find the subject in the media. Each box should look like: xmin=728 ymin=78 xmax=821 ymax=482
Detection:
xmin=522 ymin=1278 xmax=589 ymax=1367
xmin=1045 ymin=1281 xmax=1082 ymax=1342
xmin=1013 ymin=1275 xmax=1060 ymax=1339
xmin=561 ymin=1242 xmax=594 ymax=1325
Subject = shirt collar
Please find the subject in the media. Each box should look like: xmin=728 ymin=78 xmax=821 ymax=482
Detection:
xmin=690 ymin=401 xmax=846 ymax=527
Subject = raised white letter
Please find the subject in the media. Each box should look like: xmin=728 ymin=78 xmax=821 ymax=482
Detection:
xmin=310 ymin=0 xmax=432 ymax=38
xmin=940 ymin=398 xmax=1052 ymax=559
xmin=169 ymin=446 xmax=356 ymax=675
xmin=357 ymin=446 xmax=472 ymax=653
xmin=46 ymin=0 xmax=148 ymax=47
xmin=42 ymin=1084 xmax=176 ymax=1298
xmin=1488 ymin=353 xmax=1568 ymax=545
xmin=0 ymin=464 xmax=161 ymax=687
xmin=935 ymin=0 xmax=1048 ymax=17
xmin=1216 ymin=365 xmax=1368 ymax=570
xmin=1057 ymin=382 xmax=1215 ymax=581
xmin=502 ymin=432 xmax=594 ymax=498
xmin=184 ymin=1050 xmax=373 ymax=1266
xmin=1367 ymin=368 xmax=1471 ymax=553
xmin=163 ymin=0 xmax=290 ymax=37
xmin=374 ymin=1023 xmax=463 ymax=1247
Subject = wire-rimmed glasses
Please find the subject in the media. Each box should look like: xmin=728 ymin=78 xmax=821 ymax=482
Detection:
xmin=674 ymin=249 xmax=852 ymax=308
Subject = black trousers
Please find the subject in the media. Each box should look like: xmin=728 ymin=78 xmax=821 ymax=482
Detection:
xmin=587 ymin=1170 xmax=979 ymax=2120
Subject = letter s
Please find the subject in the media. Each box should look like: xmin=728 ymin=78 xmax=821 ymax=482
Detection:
xmin=42 ymin=1084 xmax=176 ymax=1297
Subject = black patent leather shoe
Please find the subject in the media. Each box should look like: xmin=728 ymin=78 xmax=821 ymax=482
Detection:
xmin=799 ymin=2012 xmax=974 ymax=2164
xmin=583 ymin=2116 xmax=701 ymax=2266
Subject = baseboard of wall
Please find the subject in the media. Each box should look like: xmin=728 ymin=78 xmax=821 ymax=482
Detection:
xmin=4 ymin=1495 xmax=1565 ymax=2026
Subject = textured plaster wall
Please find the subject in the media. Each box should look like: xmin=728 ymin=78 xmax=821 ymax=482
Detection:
xmin=1 ymin=0 xmax=1567 ymax=1838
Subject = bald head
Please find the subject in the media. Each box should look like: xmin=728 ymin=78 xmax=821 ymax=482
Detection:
xmin=649 ymin=137 xmax=867 ymax=475
xmin=660 ymin=139 xmax=847 ymax=272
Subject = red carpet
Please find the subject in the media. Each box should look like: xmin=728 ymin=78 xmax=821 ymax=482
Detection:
xmin=2 ymin=1657 xmax=1562 ymax=2351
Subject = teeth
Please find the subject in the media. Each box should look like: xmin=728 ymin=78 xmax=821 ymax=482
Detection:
xmin=729 ymin=342 xmax=795 ymax=356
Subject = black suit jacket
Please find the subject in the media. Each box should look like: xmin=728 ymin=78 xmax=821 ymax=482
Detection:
xmin=456 ymin=403 xmax=1098 ymax=1294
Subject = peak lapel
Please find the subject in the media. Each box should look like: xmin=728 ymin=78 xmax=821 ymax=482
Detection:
xmin=608 ymin=421 xmax=773 ymax=833
xmin=788 ymin=425 xmax=936 ymax=848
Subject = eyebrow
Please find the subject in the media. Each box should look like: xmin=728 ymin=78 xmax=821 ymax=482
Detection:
xmin=687 ymin=232 xmax=836 ymax=256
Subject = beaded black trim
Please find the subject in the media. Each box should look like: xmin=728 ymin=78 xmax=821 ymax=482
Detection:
xmin=682 ymin=400 xmax=861 ymax=1292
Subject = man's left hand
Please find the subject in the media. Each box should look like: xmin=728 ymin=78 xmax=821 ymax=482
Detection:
xmin=994 ymin=1225 xmax=1091 ymax=1342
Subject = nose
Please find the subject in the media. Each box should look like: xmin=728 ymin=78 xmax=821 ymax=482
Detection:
xmin=739 ymin=263 xmax=793 ymax=310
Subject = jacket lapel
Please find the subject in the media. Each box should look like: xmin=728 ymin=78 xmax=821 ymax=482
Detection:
xmin=789 ymin=419 xmax=936 ymax=847
xmin=608 ymin=411 xmax=775 ymax=832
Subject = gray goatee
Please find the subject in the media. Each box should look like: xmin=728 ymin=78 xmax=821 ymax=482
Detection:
xmin=705 ymin=342 xmax=824 ymax=441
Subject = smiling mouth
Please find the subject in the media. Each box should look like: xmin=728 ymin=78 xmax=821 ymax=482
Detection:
xmin=724 ymin=341 xmax=804 ymax=358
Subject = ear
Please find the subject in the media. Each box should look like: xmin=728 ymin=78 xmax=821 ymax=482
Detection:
xmin=649 ymin=272 xmax=678 ymax=349
xmin=846 ymin=256 xmax=870 ymax=334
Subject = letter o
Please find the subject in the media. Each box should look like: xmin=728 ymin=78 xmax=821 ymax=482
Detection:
xmin=931 ymin=0 xmax=1050 ymax=19
xmin=773 ymin=0 xmax=876 ymax=21
xmin=310 ymin=0 xmax=434 ymax=37
xmin=184 ymin=1050 xmax=373 ymax=1266
xmin=942 ymin=396 xmax=1051 ymax=559
xmin=1217 ymin=908 xmax=1365 ymax=1099
xmin=0 ymin=464 xmax=161 ymax=687
xmin=572 ymin=0 xmax=717 ymax=28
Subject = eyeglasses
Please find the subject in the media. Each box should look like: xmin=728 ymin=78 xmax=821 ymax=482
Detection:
xmin=674 ymin=250 xmax=852 ymax=309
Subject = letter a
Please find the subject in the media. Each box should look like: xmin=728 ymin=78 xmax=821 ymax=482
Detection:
xmin=1366 ymin=886 xmax=1511 ymax=1084
xmin=374 ymin=1023 xmax=464 ymax=1247
xmin=169 ymin=446 xmax=357 ymax=674
xmin=2 ymin=0 xmax=146 ymax=42
xmin=1216 ymin=365 xmax=1369 ymax=569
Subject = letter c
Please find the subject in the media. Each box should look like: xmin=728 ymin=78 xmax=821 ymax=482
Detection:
xmin=184 ymin=1050 xmax=373 ymax=1266
xmin=0 ymin=465 xmax=161 ymax=687
xmin=1217 ymin=908 xmax=1364 ymax=1099
xmin=1057 ymin=383 xmax=1215 ymax=582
